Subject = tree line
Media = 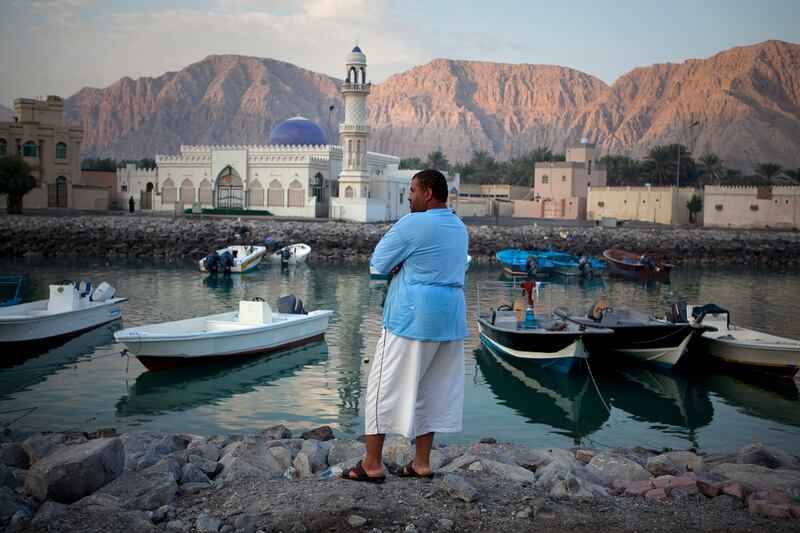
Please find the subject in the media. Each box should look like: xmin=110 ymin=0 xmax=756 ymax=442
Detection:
xmin=81 ymin=157 xmax=156 ymax=171
xmin=400 ymin=145 xmax=799 ymax=187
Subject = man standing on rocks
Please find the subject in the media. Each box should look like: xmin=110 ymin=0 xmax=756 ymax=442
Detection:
xmin=343 ymin=169 xmax=468 ymax=483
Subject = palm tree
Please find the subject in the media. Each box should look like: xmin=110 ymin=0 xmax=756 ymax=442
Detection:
xmin=399 ymin=157 xmax=423 ymax=170
xmin=0 ymin=156 xmax=36 ymax=214
xmin=531 ymin=146 xmax=555 ymax=162
xmin=754 ymin=162 xmax=783 ymax=182
xmin=644 ymin=145 xmax=676 ymax=186
xmin=469 ymin=150 xmax=499 ymax=184
xmin=425 ymin=150 xmax=449 ymax=171
xmin=597 ymin=154 xmax=642 ymax=186
xmin=784 ymin=168 xmax=800 ymax=184
xmin=697 ymin=153 xmax=725 ymax=185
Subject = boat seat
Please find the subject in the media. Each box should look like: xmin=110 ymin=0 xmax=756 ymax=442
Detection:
xmin=205 ymin=320 xmax=251 ymax=332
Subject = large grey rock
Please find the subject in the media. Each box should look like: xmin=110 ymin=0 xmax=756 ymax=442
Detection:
xmin=187 ymin=442 xmax=220 ymax=462
xmin=585 ymin=453 xmax=650 ymax=486
xmin=217 ymin=456 xmax=271 ymax=481
xmin=736 ymin=442 xmax=799 ymax=470
xmin=437 ymin=454 xmax=481 ymax=473
xmin=78 ymin=469 xmax=177 ymax=511
xmin=468 ymin=459 xmax=536 ymax=483
xmin=0 ymin=486 xmax=25 ymax=518
xmin=472 ymin=443 xmax=573 ymax=471
xmin=710 ymin=463 xmax=800 ymax=498
xmin=0 ymin=464 xmax=18 ymax=489
xmin=326 ymin=439 xmax=365 ymax=466
xmin=536 ymin=460 xmax=596 ymax=488
xmin=24 ymin=437 xmax=124 ymax=503
xmin=180 ymin=463 xmax=210 ymax=485
xmin=148 ymin=456 xmax=183 ymax=481
xmin=188 ymin=454 xmax=219 ymax=477
xmin=196 ymin=513 xmax=222 ymax=532
xmin=383 ymin=436 xmax=414 ymax=470
xmin=126 ymin=449 xmax=162 ymax=471
xmin=268 ymin=446 xmax=293 ymax=470
xmin=261 ymin=425 xmax=292 ymax=440
xmin=30 ymin=501 xmax=68 ymax=526
xmin=219 ymin=441 xmax=284 ymax=478
xmin=156 ymin=435 xmax=188 ymax=455
xmin=438 ymin=445 xmax=469 ymax=467
xmin=22 ymin=434 xmax=64 ymax=465
xmin=438 ymin=474 xmax=479 ymax=502
xmin=0 ymin=443 xmax=29 ymax=469
xmin=549 ymin=475 xmax=608 ymax=500
xmin=294 ymin=440 xmax=328 ymax=471
xmin=664 ymin=451 xmax=704 ymax=473
xmin=300 ymin=426 xmax=334 ymax=441
xmin=0 ymin=429 xmax=29 ymax=444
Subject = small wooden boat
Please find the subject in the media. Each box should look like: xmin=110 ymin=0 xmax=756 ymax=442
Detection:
xmin=555 ymin=300 xmax=708 ymax=368
xmin=603 ymin=249 xmax=672 ymax=280
xmin=688 ymin=303 xmax=800 ymax=378
xmin=540 ymin=250 xmax=605 ymax=278
xmin=199 ymin=245 xmax=266 ymax=274
xmin=475 ymin=281 xmax=612 ymax=373
xmin=114 ymin=296 xmax=332 ymax=371
xmin=0 ymin=281 xmax=126 ymax=349
xmin=269 ymin=243 xmax=311 ymax=265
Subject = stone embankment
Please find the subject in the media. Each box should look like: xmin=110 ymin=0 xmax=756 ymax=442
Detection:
xmin=1 ymin=427 xmax=799 ymax=531
xmin=1 ymin=214 xmax=800 ymax=266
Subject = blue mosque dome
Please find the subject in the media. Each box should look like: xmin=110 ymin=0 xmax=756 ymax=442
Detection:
xmin=352 ymin=45 xmax=362 ymax=53
xmin=268 ymin=116 xmax=327 ymax=146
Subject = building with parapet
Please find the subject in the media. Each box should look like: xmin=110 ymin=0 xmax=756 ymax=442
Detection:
xmin=0 ymin=96 xmax=104 ymax=210
xmin=128 ymin=46 xmax=459 ymax=221
xmin=516 ymin=140 xmax=607 ymax=219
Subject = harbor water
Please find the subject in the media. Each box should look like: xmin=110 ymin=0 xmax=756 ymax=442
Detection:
xmin=1 ymin=257 xmax=798 ymax=454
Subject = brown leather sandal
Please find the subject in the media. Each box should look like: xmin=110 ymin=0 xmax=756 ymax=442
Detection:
xmin=340 ymin=460 xmax=386 ymax=484
xmin=397 ymin=460 xmax=434 ymax=479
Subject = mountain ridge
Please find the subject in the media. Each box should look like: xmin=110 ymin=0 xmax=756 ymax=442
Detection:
xmin=58 ymin=39 xmax=799 ymax=170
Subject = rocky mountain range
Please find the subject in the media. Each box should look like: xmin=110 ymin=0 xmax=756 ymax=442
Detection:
xmin=55 ymin=40 xmax=799 ymax=170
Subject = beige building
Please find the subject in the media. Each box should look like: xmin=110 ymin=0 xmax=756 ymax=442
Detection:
xmin=0 ymin=96 xmax=94 ymax=209
xmin=586 ymin=185 xmax=699 ymax=225
xmin=703 ymin=185 xmax=800 ymax=229
xmin=519 ymin=141 xmax=607 ymax=219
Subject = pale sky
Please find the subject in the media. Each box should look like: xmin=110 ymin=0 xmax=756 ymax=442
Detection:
xmin=0 ymin=0 xmax=798 ymax=108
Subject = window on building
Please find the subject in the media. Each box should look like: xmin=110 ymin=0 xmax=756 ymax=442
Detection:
xmin=562 ymin=175 xmax=566 ymax=182
xmin=122 ymin=185 xmax=128 ymax=192
xmin=55 ymin=142 xmax=67 ymax=159
xmin=22 ymin=141 xmax=37 ymax=157
xmin=541 ymin=175 xmax=549 ymax=184
xmin=0 ymin=139 xmax=6 ymax=156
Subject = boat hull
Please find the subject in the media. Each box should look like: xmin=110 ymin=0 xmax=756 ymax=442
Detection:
xmin=583 ymin=325 xmax=696 ymax=368
xmin=199 ymin=246 xmax=266 ymax=273
xmin=476 ymin=319 xmax=589 ymax=373
xmin=0 ymin=298 xmax=126 ymax=345
xmin=603 ymin=249 xmax=672 ymax=280
xmin=115 ymin=310 xmax=332 ymax=371
xmin=697 ymin=335 xmax=800 ymax=377
xmin=269 ymin=244 xmax=310 ymax=265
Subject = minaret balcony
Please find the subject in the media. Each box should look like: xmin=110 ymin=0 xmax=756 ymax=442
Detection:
xmin=341 ymin=82 xmax=371 ymax=93
xmin=339 ymin=124 xmax=371 ymax=134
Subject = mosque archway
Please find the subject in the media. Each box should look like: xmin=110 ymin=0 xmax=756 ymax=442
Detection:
xmin=215 ymin=165 xmax=244 ymax=209
xmin=141 ymin=182 xmax=154 ymax=210
xmin=48 ymin=176 xmax=67 ymax=208
xmin=161 ymin=178 xmax=176 ymax=204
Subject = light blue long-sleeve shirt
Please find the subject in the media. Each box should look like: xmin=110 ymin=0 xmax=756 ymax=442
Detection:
xmin=370 ymin=208 xmax=468 ymax=341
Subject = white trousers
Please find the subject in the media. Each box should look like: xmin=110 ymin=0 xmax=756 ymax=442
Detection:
xmin=364 ymin=329 xmax=465 ymax=438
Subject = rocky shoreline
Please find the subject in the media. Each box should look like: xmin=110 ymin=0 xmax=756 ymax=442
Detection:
xmin=1 ymin=214 xmax=799 ymax=265
xmin=1 ymin=427 xmax=798 ymax=532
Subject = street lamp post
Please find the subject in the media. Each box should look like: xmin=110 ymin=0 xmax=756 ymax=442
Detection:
xmin=676 ymin=120 xmax=700 ymax=189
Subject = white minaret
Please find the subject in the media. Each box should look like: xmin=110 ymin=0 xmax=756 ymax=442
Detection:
xmin=338 ymin=45 xmax=371 ymax=198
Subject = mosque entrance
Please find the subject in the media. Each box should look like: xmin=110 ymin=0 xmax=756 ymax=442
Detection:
xmin=215 ymin=166 xmax=244 ymax=209
xmin=313 ymin=172 xmax=328 ymax=218
xmin=48 ymin=176 xmax=68 ymax=208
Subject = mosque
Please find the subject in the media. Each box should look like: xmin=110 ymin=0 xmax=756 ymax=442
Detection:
xmin=119 ymin=46 xmax=460 ymax=222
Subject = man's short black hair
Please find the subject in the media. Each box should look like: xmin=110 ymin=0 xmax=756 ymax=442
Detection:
xmin=412 ymin=169 xmax=448 ymax=202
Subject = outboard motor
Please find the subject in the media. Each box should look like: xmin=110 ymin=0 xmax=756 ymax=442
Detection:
xmin=218 ymin=251 xmax=234 ymax=274
xmin=578 ymin=257 xmax=594 ymax=277
xmin=277 ymin=294 xmax=307 ymax=315
xmin=280 ymin=247 xmax=292 ymax=264
xmin=203 ymin=252 xmax=220 ymax=273
xmin=525 ymin=255 xmax=539 ymax=277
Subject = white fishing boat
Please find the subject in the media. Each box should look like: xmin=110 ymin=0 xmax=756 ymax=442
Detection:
xmin=199 ymin=245 xmax=266 ymax=274
xmin=269 ymin=243 xmax=311 ymax=265
xmin=0 ymin=281 xmax=126 ymax=349
xmin=689 ymin=303 xmax=800 ymax=377
xmin=114 ymin=295 xmax=332 ymax=371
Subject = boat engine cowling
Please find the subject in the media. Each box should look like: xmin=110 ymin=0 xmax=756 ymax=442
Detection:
xmin=277 ymin=294 xmax=307 ymax=315
xmin=203 ymin=252 xmax=220 ymax=273
xmin=218 ymin=251 xmax=234 ymax=273
xmin=91 ymin=282 xmax=116 ymax=302
xmin=280 ymin=247 xmax=292 ymax=264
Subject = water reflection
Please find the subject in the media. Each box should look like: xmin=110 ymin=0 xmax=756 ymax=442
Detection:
xmin=117 ymin=341 xmax=328 ymax=416
xmin=0 ymin=321 xmax=121 ymax=398
xmin=702 ymin=371 xmax=800 ymax=428
xmin=475 ymin=346 xmax=609 ymax=445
